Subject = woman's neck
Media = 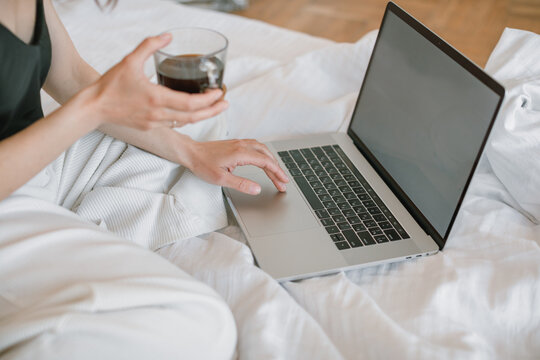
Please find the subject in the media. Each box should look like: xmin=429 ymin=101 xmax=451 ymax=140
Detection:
xmin=0 ymin=0 xmax=37 ymax=45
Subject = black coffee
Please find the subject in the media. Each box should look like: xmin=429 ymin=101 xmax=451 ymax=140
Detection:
xmin=157 ymin=54 xmax=224 ymax=94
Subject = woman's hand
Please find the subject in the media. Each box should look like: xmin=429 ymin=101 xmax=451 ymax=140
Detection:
xmin=182 ymin=138 xmax=289 ymax=195
xmin=83 ymin=33 xmax=228 ymax=130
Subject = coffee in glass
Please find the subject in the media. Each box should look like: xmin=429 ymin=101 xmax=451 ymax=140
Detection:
xmin=154 ymin=28 xmax=228 ymax=94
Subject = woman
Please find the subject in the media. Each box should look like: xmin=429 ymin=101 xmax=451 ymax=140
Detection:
xmin=0 ymin=0 xmax=288 ymax=358
xmin=0 ymin=0 xmax=288 ymax=199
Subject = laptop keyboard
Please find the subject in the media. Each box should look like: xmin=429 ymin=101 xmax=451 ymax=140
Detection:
xmin=277 ymin=145 xmax=409 ymax=250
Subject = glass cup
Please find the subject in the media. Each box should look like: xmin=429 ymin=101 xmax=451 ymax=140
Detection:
xmin=153 ymin=28 xmax=228 ymax=94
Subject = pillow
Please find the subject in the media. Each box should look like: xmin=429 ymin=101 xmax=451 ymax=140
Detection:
xmin=484 ymin=28 xmax=540 ymax=223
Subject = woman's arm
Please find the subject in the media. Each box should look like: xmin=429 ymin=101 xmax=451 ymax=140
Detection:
xmin=0 ymin=1 xmax=228 ymax=201
xmin=0 ymin=35 xmax=227 ymax=201
xmin=40 ymin=0 xmax=288 ymax=195
xmin=0 ymin=88 xmax=97 ymax=200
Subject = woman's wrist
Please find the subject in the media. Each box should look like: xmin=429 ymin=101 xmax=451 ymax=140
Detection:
xmin=63 ymin=82 xmax=105 ymax=131
xmin=172 ymin=132 xmax=198 ymax=170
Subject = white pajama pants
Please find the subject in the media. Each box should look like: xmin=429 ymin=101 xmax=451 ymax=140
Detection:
xmin=0 ymin=195 xmax=237 ymax=360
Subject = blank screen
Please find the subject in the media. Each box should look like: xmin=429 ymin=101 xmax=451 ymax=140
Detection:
xmin=350 ymin=10 xmax=500 ymax=237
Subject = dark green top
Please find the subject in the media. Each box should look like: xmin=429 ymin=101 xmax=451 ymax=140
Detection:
xmin=0 ymin=0 xmax=51 ymax=140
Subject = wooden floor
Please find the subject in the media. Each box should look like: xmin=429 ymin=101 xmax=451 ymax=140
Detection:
xmin=234 ymin=0 xmax=540 ymax=67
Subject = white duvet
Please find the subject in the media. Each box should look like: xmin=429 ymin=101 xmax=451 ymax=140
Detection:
xmin=7 ymin=0 xmax=540 ymax=358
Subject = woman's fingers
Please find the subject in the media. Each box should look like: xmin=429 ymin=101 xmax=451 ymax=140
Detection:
xmin=185 ymin=139 xmax=289 ymax=195
xmin=221 ymin=172 xmax=262 ymax=195
xmin=155 ymin=100 xmax=228 ymax=128
xmin=128 ymin=34 xmax=172 ymax=65
xmin=250 ymin=142 xmax=289 ymax=184
xmin=233 ymin=149 xmax=288 ymax=193
xmin=262 ymin=167 xmax=287 ymax=192
xmin=241 ymin=140 xmax=289 ymax=184
xmin=155 ymin=86 xmax=224 ymax=112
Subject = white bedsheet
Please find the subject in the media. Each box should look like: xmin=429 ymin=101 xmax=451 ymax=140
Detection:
xmin=14 ymin=0 xmax=540 ymax=358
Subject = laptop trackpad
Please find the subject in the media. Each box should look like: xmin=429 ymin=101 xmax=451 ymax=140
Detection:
xmin=227 ymin=166 xmax=320 ymax=238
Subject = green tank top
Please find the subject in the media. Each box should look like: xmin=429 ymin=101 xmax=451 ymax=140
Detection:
xmin=0 ymin=0 xmax=52 ymax=140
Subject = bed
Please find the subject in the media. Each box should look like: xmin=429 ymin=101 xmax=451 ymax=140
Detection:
xmin=6 ymin=0 xmax=540 ymax=358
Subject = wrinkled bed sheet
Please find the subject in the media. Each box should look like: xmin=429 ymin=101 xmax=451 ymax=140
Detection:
xmin=18 ymin=0 xmax=540 ymax=358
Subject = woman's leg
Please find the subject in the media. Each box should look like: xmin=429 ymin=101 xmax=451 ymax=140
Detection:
xmin=0 ymin=196 xmax=237 ymax=360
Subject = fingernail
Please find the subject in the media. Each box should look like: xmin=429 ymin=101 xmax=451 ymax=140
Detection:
xmin=250 ymin=185 xmax=261 ymax=195
xmin=159 ymin=33 xmax=172 ymax=40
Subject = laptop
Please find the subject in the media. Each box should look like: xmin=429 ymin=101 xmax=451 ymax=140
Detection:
xmin=224 ymin=1 xmax=505 ymax=282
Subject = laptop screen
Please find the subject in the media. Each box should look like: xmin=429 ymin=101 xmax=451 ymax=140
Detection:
xmin=348 ymin=4 xmax=502 ymax=243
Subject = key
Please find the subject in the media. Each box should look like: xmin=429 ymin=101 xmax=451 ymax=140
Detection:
xmin=342 ymin=230 xmax=363 ymax=248
xmin=338 ymin=202 xmax=351 ymax=210
xmin=342 ymin=209 xmax=356 ymax=217
xmin=348 ymin=199 xmax=362 ymax=206
xmin=396 ymin=226 xmax=410 ymax=239
xmin=359 ymin=212 xmax=371 ymax=221
xmin=289 ymin=169 xmax=302 ymax=176
xmin=353 ymin=205 xmax=366 ymax=213
xmin=300 ymin=148 xmax=315 ymax=158
xmin=294 ymin=176 xmax=323 ymax=210
xmin=337 ymin=222 xmax=352 ymax=230
xmin=327 ymin=167 xmax=339 ymax=174
xmin=332 ymin=215 xmax=346 ymax=223
xmin=359 ymin=194 xmax=371 ymax=201
xmin=332 ymin=195 xmax=346 ymax=203
xmin=323 ymin=200 xmax=336 ymax=208
xmin=363 ymin=200 xmax=375 ymax=208
xmin=364 ymin=220 xmax=377 ymax=228
xmin=325 ymin=225 xmax=340 ymax=234
xmin=329 ymin=189 xmax=341 ymax=196
xmin=321 ymin=218 xmax=335 ymax=226
xmin=289 ymin=150 xmax=304 ymax=162
xmin=311 ymin=147 xmax=325 ymax=156
xmin=347 ymin=216 xmax=361 ymax=224
xmin=320 ymin=176 xmax=333 ymax=184
xmin=324 ymin=183 xmax=337 ymax=190
xmin=335 ymin=241 xmax=351 ymax=250
xmin=319 ymin=194 xmax=332 ymax=202
xmin=315 ymin=209 xmax=330 ymax=219
xmin=357 ymin=231 xmax=376 ymax=245
xmin=331 ymin=233 xmax=346 ymax=242
xmin=285 ymin=162 xmax=298 ymax=170
xmin=369 ymin=227 xmax=383 ymax=235
xmin=384 ymin=229 xmax=401 ymax=241
xmin=328 ymin=208 xmax=341 ymax=216
xmin=281 ymin=156 xmax=294 ymax=163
